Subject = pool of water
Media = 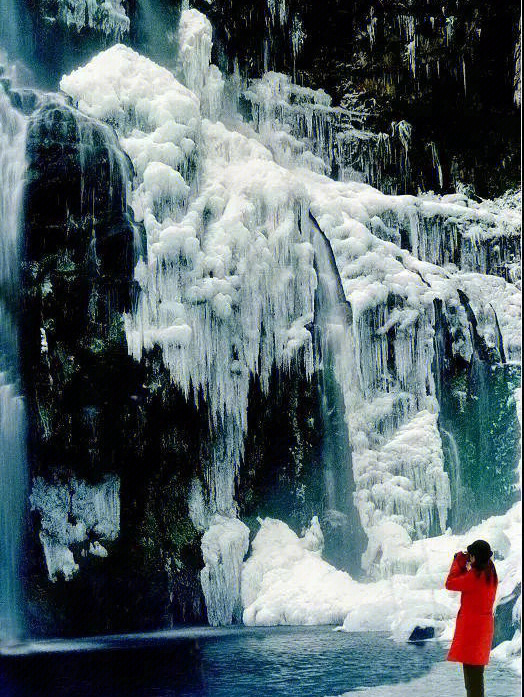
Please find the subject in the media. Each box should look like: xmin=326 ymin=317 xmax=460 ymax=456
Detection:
xmin=0 ymin=627 xmax=519 ymax=697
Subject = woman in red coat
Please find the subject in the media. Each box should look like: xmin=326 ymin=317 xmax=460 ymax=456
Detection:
xmin=445 ymin=539 xmax=498 ymax=697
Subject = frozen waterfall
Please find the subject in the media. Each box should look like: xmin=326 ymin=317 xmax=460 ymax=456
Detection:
xmin=58 ymin=6 xmax=521 ymax=628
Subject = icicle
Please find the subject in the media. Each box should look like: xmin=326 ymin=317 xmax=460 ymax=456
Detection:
xmin=291 ymin=15 xmax=305 ymax=63
xmin=406 ymin=40 xmax=416 ymax=78
xmin=367 ymin=8 xmax=377 ymax=48
xmin=429 ymin=142 xmax=443 ymax=189
xmin=58 ymin=0 xmax=129 ymax=38
xmin=515 ymin=17 xmax=522 ymax=107
xmin=445 ymin=15 xmax=455 ymax=46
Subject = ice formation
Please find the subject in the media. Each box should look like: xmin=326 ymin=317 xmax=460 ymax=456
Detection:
xmin=59 ymin=7 xmax=521 ymax=633
xmin=58 ymin=0 xmax=129 ymax=38
xmin=243 ymin=505 xmax=521 ymax=654
xmin=30 ymin=476 xmax=120 ymax=581
xmin=201 ymin=515 xmax=250 ymax=625
xmin=240 ymin=72 xmax=417 ymax=193
xmin=353 ymin=410 xmax=450 ymax=544
xmin=175 ymin=7 xmax=224 ymax=119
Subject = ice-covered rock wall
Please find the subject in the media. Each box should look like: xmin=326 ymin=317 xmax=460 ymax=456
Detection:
xmin=37 ymin=0 xmax=130 ymax=38
xmin=239 ymin=72 xmax=417 ymax=193
xmin=59 ymin=29 xmax=322 ymax=622
xmin=371 ymin=191 xmax=522 ymax=284
xmin=239 ymin=72 xmax=522 ymax=263
xmin=20 ymin=91 xmax=136 ymax=587
xmin=202 ymin=0 xmax=520 ymax=197
xmin=56 ymin=6 xmax=521 ymax=628
xmin=58 ymin=0 xmax=129 ymax=38
xmin=0 ymin=0 xmax=516 ymax=638
xmin=30 ymin=475 xmax=120 ymax=581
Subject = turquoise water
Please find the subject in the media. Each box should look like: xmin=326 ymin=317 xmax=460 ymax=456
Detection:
xmin=0 ymin=627 xmax=519 ymax=697
xmin=0 ymin=627 xmax=445 ymax=697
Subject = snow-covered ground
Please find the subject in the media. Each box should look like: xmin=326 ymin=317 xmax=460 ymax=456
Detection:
xmin=327 ymin=660 xmax=520 ymax=697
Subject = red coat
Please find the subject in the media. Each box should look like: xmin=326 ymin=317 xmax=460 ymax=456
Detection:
xmin=445 ymin=552 xmax=498 ymax=666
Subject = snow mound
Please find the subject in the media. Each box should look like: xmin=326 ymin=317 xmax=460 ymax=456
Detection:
xmin=242 ymin=517 xmax=359 ymax=626
xmin=242 ymin=505 xmax=521 ymax=667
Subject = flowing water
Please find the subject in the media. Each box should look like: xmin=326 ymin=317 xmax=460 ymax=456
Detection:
xmin=0 ymin=86 xmax=28 ymax=643
xmin=440 ymin=428 xmax=466 ymax=519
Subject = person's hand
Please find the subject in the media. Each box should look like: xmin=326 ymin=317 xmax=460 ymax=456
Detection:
xmin=454 ymin=551 xmax=469 ymax=569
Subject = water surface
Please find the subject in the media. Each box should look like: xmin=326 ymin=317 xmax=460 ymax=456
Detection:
xmin=0 ymin=627 xmax=518 ymax=697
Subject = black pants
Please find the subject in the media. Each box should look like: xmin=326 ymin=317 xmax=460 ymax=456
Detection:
xmin=463 ymin=664 xmax=485 ymax=697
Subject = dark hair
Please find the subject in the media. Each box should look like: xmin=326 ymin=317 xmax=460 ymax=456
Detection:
xmin=467 ymin=539 xmax=498 ymax=585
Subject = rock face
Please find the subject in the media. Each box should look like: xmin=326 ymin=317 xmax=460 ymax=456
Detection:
xmin=22 ymin=101 xmax=136 ymax=482
xmin=19 ymin=98 xmax=329 ymax=635
xmin=195 ymin=0 xmax=520 ymax=197
xmin=20 ymin=100 xmax=209 ymax=635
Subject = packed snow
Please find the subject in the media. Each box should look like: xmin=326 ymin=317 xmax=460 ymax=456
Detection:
xmin=242 ymin=505 xmax=521 ymax=665
xmin=326 ymin=659 xmax=520 ymax=697
xmin=242 ymin=517 xmax=360 ymax=626
xmin=60 ymin=7 xmax=521 ymax=634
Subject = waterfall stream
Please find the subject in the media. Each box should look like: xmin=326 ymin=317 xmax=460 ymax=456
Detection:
xmin=310 ymin=212 xmax=366 ymax=575
xmin=440 ymin=428 xmax=466 ymax=527
xmin=0 ymin=84 xmax=28 ymax=643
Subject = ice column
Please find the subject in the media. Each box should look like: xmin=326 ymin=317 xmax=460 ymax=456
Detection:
xmin=176 ymin=8 xmax=224 ymax=120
